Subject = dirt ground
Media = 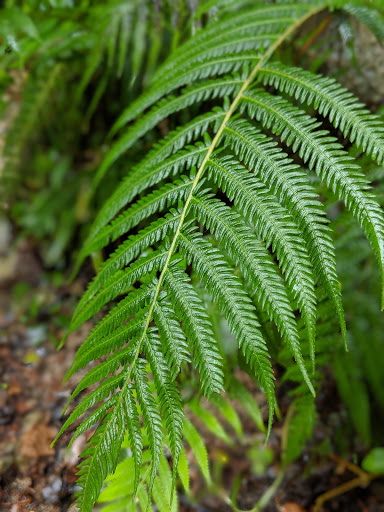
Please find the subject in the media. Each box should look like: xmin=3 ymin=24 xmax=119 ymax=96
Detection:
xmin=1 ymin=226 xmax=384 ymax=512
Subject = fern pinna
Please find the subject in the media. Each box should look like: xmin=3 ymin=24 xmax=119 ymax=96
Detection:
xmin=55 ymin=1 xmax=384 ymax=510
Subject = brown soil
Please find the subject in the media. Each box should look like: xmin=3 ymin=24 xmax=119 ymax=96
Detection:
xmin=1 ymin=234 xmax=384 ymax=512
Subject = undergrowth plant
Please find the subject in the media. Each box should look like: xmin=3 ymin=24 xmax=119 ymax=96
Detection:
xmin=332 ymin=157 xmax=384 ymax=447
xmin=13 ymin=0 xmax=381 ymax=510
xmin=0 ymin=0 xmax=194 ymax=264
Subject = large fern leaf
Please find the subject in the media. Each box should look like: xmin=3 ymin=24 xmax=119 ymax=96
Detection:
xmin=58 ymin=2 xmax=384 ymax=510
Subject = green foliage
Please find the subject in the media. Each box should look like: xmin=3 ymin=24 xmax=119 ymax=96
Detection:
xmin=362 ymin=448 xmax=384 ymax=474
xmin=282 ymin=396 xmax=316 ymax=467
xmin=330 ymin=162 xmax=384 ymax=447
xmin=0 ymin=0 xmax=194 ymax=264
xmin=95 ymin=387 xmax=269 ymax=512
xmin=11 ymin=0 xmax=382 ymax=510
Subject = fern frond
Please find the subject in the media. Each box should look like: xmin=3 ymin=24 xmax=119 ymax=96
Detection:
xmin=144 ymin=330 xmax=184 ymax=493
xmin=207 ymin=156 xmax=317 ymax=347
xmin=155 ymin=5 xmax=301 ymax=80
xmin=81 ymin=109 xmax=224 ymax=255
xmin=66 ymin=315 xmax=145 ymax=379
xmin=95 ymin=77 xmax=243 ymax=185
xmin=71 ymin=249 xmax=168 ymax=331
xmin=80 ymin=142 xmax=210 ymax=263
xmin=343 ymin=4 xmax=384 ymax=43
xmin=138 ymin=4 xmax=308 ymax=113
xmin=180 ymin=224 xmax=312 ymax=398
xmin=190 ymin=193 xmax=316 ymax=368
xmin=55 ymin=374 xmax=125 ymax=443
xmin=124 ymin=384 xmax=143 ymax=496
xmin=133 ymin=358 xmax=163 ymax=503
xmin=163 ymin=33 xmax=278 ymax=76
xmin=68 ymin=343 xmax=137 ymax=404
xmin=80 ymin=178 xmax=193 ymax=262
xmin=258 ymin=63 xmax=384 ymax=164
xmin=124 ymin=3 xmax=312 ymax=124
xmin=77 ymin=211 xmax=183 ymax=313
xmin=151 ymin=34 xmax=277 ymax=90
xmin=75 ymin=406 xmax=126 ymax=512
xmin=178 ymin=226 xmax=277 ymax=417
xmin=109 ymin=56 xmax=258 ymax=138
xmin=61 ymin=3 xmax=384 ymax=511
xmin=241 ymin=89 xmax=384 ymax=304
xmin=221 ymin=119 xmax=345 ymax=342
xmin=67 ymin=397 xmax=119 ymax=450
xmin=67 ymin=282 xmax=155 ymax=355
xmin=164 ymin=265 xmax=224 ymax=397
xmin=153 ymin=299 xmax=190 ymax=379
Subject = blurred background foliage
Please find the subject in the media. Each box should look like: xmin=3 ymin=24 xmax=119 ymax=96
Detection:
xmin=0 ymin=0 xmax=197 ymax=266
xmin=1 ymin=1 xmax=384 ymax=508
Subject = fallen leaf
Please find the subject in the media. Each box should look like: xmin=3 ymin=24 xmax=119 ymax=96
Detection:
xmin=19 ymin=422 xmax=57 ymax=460
xmin=280 ymin=503 xmax=306 ymax=512
xmin=8 ymin=376 xmax=22 ymax=395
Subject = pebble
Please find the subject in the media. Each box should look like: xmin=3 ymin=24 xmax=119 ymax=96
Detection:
xmin=26 ymin=325 xmax=48 ymax=346
xmin=42 ymin=476 xmax=62 ymax=503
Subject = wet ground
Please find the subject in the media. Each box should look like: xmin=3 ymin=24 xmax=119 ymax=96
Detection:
xmin=1 ymin=225 xmax=384 ymax=512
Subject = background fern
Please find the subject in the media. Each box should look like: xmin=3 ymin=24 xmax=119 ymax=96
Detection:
xmin=21 ymin=0 xmax=384 ymax=510
xmin=0 ymin=0 xmax=195 ymax=264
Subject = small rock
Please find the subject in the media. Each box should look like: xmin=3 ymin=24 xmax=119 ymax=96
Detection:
xmin=26 ymin=325 xmax=48 ymax=346
xmin=11 ymin=476 xmax=32 ymax=491
xmin=42 ymin=476 xmax=62 ymax=503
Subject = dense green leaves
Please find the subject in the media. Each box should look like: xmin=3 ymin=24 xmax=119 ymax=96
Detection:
xmin=57 ymin=1 xmax=384 ymax=510
xmin=221 ymin=119 xmax=345 ymax=343
xmin=164 ymin=265 xmax=225 ymax=397
xmin=258 ymin=63 xmax=384 ymax=164
xmin=241 ymin=88 xmax=384 ymax=304
xmin=178 ymin=227 xmax=277 ymax=417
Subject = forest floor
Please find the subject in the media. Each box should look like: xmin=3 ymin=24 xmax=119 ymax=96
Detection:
xmin=1 ymin=222 xmax=384 ymax=512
